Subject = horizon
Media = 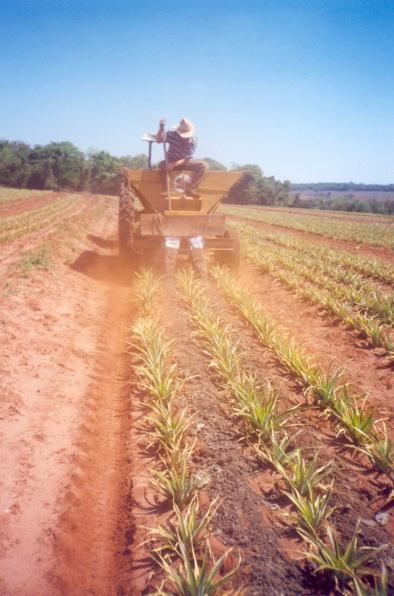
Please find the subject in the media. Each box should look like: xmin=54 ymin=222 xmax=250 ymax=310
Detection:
xmin=2 ymin=136 xmax=394 ymax=187
xmin=1 ymin=0 xmax=394 ymax=184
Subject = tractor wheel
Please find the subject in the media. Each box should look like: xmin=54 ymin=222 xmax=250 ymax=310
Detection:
xmin=118 ymin=182 xmax=135 ymax=256
xmin=214 ymin=229 xmax=240 ymax=271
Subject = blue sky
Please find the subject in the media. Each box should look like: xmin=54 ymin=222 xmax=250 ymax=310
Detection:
xmin=1 ymin=0 xmax=393 ymax=183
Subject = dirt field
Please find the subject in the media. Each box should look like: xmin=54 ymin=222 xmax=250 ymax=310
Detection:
xmin=227 ymin=213 xmax=394 ymax=264
xmin=0 ymin=191 xmax=393 ymax=594
xmin=241 ymin=204 xmax=394 ymax=226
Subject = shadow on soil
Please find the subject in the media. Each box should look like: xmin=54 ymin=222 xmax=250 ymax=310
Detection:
xmin=71 ymin=250 xmax=134 ymax=286
xmin=87 ymin=234 xmax=118 ymax=250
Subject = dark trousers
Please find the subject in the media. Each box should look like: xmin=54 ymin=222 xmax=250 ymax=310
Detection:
xmin=159 ymin=160 xmax=208 ymax=192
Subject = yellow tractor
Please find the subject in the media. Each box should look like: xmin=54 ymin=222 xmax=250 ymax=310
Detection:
xmin=119 ymin=136 xmax=243 ymax=271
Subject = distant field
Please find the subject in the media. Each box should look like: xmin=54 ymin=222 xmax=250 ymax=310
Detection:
xmin=291 ymin=189 xmax=394 ymax=202
xmin=234 ymin=203 xmax=393 ymax=223
xmin=0 ymin=187 xmax=54 ymax=203
xmin=222 ymin=203 xmax=394 ymax=248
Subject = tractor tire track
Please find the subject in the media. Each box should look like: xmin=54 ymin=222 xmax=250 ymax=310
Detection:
xmin=0 ymin=201 xmax=135 ymax=595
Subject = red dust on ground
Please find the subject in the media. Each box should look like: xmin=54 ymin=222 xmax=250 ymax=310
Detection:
xmin=0 ymin=196 xmax=134 ymax=594
xmin=0 ymin=192 xmax=393 ymax=594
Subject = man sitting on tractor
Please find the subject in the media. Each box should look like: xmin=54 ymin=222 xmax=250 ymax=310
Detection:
xmin=155 ymin=118 xmax=208 ymax=198
xmin=155 ymin=117 xmax=208 ymax=279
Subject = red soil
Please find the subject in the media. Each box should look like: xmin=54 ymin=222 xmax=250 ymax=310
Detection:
xmin=0 ymin=193 xmax=62 ymax=218
xmin=0 ymin=192 xmax=392 ymax=593
xmin=0 ymin=196 xmax=133 ymax=594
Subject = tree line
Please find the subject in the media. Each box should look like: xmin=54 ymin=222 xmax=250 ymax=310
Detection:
xmin=1 ymin=139 xmax=391 ymax=214
xmin=292 ymin=182 xmax=394 ymax=192
xmin=0 ymin=139 xmax=291 ymax=205
xmin=224 ymin=164 xmax=292 ymax=206
xmin=292 ymin=193 xmax=394 ymax=215
xmin=0 ymin=139 xmax=149 ymax=195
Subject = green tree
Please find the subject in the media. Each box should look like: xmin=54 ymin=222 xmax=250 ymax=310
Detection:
xmin=120 ymin=153 xmax=148 ymax=169
xmin=203 ymin=157 xmax=227 ymax=170
xmin=0 ymin=140 xmax=31 ymax=187
xmin=225 ymin=164 xmax=292 ymax=206
xmin=27 ymin=142 xmax=84 ymax=190
xmin=87 ymin=151 xmax=122 ymax=194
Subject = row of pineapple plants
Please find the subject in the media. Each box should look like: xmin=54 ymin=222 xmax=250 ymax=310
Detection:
xmin=244 ymin=241 xmax=392 ymax=352
xmin=178 ymin=269 xmax=388 ymax=594
xmin=0 ymin=194 xmax=81 ymax=243
xmin=129 ymin=270 xmax=238 ymax=594
xmin=235 ymin=228 xmax=393 ymax=353
xmin=210 ymin=265 xmax=393 ymax=482
xmin=235 ymin=222 xmax=394 ymax=324
xmin=229 ymin=220 xmax=394 ymax=287
xmin=222 ymin=204 xmax=394 ymax=249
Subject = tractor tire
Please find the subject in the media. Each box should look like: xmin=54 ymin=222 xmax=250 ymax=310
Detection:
xmin=118 ymin=182 xmax=135 ymax=256
xmin=214 ymin=229 xmax=240 ymax=271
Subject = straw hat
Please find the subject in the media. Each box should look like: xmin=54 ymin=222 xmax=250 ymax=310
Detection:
xmin=173 ymin=117 xmax=195 ymax=138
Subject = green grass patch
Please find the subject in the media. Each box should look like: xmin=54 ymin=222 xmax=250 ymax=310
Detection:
xmin=18 ymin=245 xmax=52 ymax=274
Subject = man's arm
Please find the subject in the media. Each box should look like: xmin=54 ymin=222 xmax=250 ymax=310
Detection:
xmin=156 ymin=119 xmax=166 ymax=143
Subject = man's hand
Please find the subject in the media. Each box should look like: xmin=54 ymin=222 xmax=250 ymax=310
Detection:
xmin=156 ymin=118 xmax=166 ymax=142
